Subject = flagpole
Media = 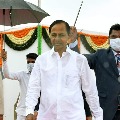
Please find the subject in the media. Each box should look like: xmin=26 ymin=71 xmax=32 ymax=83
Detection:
xmin=38 ymin=0 xmax=41 ymax=7
xmin=74 ymin=1 xmax=84 ymax=27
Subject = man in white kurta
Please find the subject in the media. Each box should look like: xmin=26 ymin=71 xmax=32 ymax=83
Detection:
xmin=26 ymin=20 xmax=103 ymax=120
xmin=2 ymin=51 xmax=38 ymax=120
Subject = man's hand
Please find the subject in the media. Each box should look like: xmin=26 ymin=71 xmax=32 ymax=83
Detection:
xmin=33 ymin=111 xmax=38 ymax=120
xmin=86 ymin=116 xmax=92 ymax=120
xmin=68 ymin=26 xmax=78 ymax=43
xmin=0 ymin=114 xmax=3 ymax=120
xmin=1 ymin=49 xmax=7 ymax=61
xmin=26 ymin=114 xmax=34 ymax=120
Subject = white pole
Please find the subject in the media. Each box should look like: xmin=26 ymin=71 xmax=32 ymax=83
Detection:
xmin=38 ymin=0 xmax=41 ymax=7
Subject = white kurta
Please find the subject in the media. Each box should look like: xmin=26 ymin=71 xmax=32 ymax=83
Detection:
xmin=26 ymin=47 xmax=103 ymax=120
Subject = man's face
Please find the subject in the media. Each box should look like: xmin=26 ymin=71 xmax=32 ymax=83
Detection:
xmin=50 ymin=23 xmax=70 ymax=52
xmin=109 ymin=29 xmax=120 ymax=52
xmin=109 ymin=30 xmax=120 ymax=39
xmin=27 ymin=58 xmax=35 ymax=64
xmin=109 ymin=30 xmax=120 ymax=45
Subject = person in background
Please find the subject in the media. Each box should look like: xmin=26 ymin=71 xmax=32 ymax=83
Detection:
xmin=84 ymin=24 xmax=120 ymax=120
xmin=69 ymin=26 xmax=92 ymax=120
xmin=25 ymin=20 xmax=103 ymax=120
xmin=1 ymin=50 xmax=38 ymax=120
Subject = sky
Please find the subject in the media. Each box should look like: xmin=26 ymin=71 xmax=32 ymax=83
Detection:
xmin=2 ymin=0 xmax=120 ymax=34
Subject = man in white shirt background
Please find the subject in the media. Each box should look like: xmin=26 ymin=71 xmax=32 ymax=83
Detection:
xmin=1 ymin=50 xmax=38 ymax=120
xmin=26 ymin=20 xmax=103 ymax=120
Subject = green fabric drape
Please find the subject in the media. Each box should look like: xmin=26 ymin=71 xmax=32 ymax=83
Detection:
xmin=37 ymin=25 xmax=42 ymax=55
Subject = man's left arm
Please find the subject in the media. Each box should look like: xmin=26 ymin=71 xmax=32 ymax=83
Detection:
xmin=80 ymin=57 xmax=103 ymax=120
